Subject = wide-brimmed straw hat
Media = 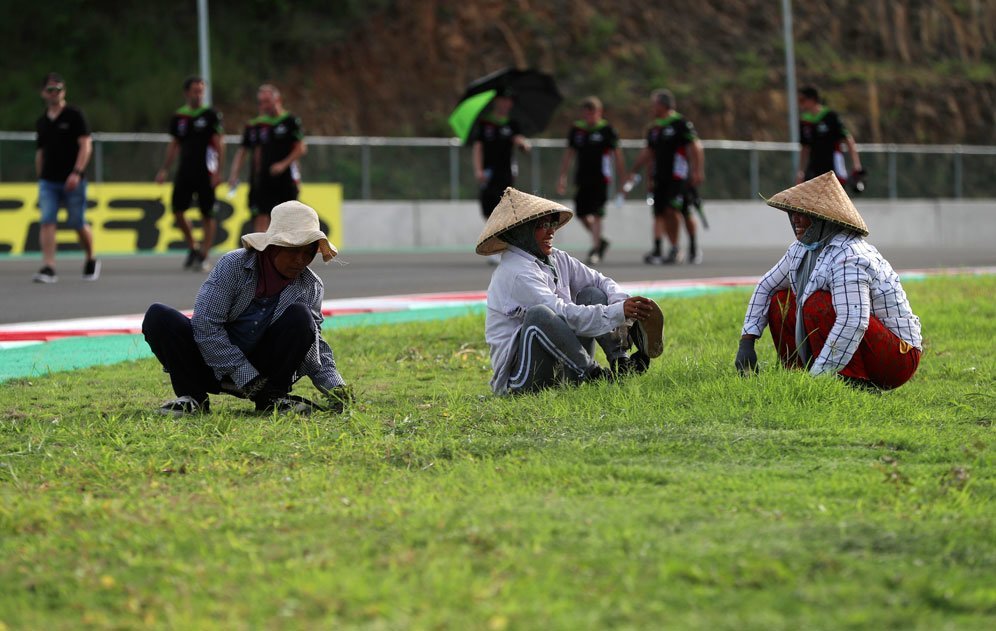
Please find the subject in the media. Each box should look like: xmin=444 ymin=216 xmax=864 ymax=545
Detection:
xmin=475 ymin=187 xmax=573 ymax=255
xmin=765 ymin=171 xmax=869 ymax=236
xmin=241 ymin=200 xmax=338 ymax=261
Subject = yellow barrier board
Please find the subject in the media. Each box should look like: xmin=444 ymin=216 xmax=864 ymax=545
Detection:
xmin=0 ymin=183 xmax=343 ymax=255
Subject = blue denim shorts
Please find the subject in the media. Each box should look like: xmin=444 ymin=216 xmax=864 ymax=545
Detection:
xmin=38 ymin=178 xmax=88 ymax=229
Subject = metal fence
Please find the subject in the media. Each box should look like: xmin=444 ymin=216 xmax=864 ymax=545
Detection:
xmin=3 ymin=131 xmax=995 ymax=200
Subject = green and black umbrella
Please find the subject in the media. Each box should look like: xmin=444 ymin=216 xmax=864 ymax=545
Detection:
xmin=448 ymin=68 xmax=563 ymax=143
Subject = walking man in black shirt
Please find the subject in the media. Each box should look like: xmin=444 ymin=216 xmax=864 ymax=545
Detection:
xmin=472 ymin=88 xmax=531 ymax=220
xmin=156 ymin=76 xmax=224 ymax=272
xmin=556 ymin=96 xmax=625 ymax=264
xmin=227 ymin=100 xmax=265 ymax=222
xmin=797 ymin=86 xmax=864 ymax=187
xmin=624 ymin=89 xmax=705 ymax=264
xmin=33 ymin=72 xmax=99 ymax=283
xmin=253 ymin=84 xmax=306 ymax=233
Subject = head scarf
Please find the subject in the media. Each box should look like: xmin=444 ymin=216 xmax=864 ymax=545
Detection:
xmin=498 ymin=216 xmax=558 ymax=281
xmin=793 ymin=216 xmax=844 ymax=365
xmin=255 ymin=246 xmax=297 ymax=299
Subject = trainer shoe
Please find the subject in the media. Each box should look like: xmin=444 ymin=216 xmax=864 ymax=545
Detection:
xmin=156 ymin=396 xmax=210 ymax=417
xmin=631 ymin=300 xmax=665 ymax=360
xmin=193 ymin=252 xmax=211 ymax=272
xmin=82 ymin=258 xmax=101 ymax=281
xmin=688 ymin=248 xmax=703 ymax=265
xmin=662 ymin=247 xmax=682 ymax=264
xmin=582 ymin=364 xmax=614 ymax=384
xmin=643 ymin=252 xmax=663 ymax=265
xmin=256 ymin=394 xmax=326 ymax=415
xmin=183 ymin=249 xmax=198 ymax=270
xmin=611 ymin=353 xmax=650 ymax=376
xmin=587 ymin=247 xmax=601 ymax=265
xmin=32 ymin=266 xmax=58 ymax=283
xmin=598 ymin=238 xmax=610 ymax=261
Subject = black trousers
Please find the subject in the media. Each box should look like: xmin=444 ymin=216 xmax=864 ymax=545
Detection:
xmin=142 ymin=302 xmax=314 ymax=405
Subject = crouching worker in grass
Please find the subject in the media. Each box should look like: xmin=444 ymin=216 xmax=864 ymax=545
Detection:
xmin=736 ymin=172 xmax=922 ymax=390
xmin=478 ymin=187 xmax=664 ymax=395
xmin=142 ymin=201 xmax=351 ymax=416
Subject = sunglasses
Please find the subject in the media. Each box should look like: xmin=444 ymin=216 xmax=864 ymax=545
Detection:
xmin=45 ymin=85 xmax=64 ymax=93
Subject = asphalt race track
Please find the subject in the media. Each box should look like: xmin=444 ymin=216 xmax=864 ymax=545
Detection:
xmin=1 ymin=245 xmax=994 ymax=325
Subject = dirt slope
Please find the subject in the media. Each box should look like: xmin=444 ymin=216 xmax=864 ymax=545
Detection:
xmin=217 ymin=0 xmax=996 ymax=143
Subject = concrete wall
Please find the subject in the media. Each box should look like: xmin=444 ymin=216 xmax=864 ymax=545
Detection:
xmin=341 ymin=199 xmax=995 ymax=251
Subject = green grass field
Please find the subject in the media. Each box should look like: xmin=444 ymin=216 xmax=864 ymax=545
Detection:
xmin=1 ymin=276 xmax=993 ymax=629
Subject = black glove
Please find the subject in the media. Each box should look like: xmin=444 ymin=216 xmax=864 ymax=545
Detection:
xmin=735 ymin=337 xmax=758 ymax=375
xmin=322 ymin=384 xmax=355 ymax=414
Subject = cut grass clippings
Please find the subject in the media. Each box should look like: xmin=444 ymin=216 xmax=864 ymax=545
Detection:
xmin=0 ymin=275 xmax=993 ymax=629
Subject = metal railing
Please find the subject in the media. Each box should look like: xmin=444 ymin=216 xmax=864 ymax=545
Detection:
xmin=3 ymin=131 xmax=996 ymax=200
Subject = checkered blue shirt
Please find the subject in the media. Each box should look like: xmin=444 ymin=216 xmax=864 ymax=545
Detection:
xmin=191 ymin=249 xmax=346 ymax=391
xmin=742 ymin=232 xmax=922 ymax=376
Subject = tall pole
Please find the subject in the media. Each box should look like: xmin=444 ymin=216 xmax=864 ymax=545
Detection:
xmin=198 ymin=0 xmax=212 ymax=105
xmin=782 ymin=0 xmax=799 ymax=175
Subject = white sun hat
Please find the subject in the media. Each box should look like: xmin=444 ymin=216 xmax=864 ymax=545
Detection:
xmin=241 ymin=200 xmax=338 ymax=261
xmin=475 ymin=187 xmax=573 ymax=255
xmin=765 ymin=171 xmax=869 ymax=236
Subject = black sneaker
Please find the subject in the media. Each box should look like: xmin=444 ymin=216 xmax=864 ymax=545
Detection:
xmin=586 ymin=246 xmax=600 ymax=265
xmin=598 ymin=238 xmax=610 ymax=261
xmin=183 ymin=249 xmax=198 ymax=270
xmin=193 ymin=251 xmax=211 ymax=272
xmin=157 ymin=396 xmax=210 ymax=417
xmin=662 ymin=247 xmax=682 ymax=264
xmin=257 ymin=395 xmax=326 ymax=415
xmin=582 ymin=364 xmax=614 ymax=383
xmin=82 ymin=258 xmax=101 ymax=281
xmin=32 ymin=266 xmax=58 ymax=283
xmin=643 ymin=252 xmax=663 ymax=265
xmin=611 ymin=353 xmax=650 ymax=376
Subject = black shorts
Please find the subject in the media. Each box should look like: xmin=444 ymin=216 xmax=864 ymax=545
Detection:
xmin=172 ymin=174 xmax=217 ymax=218
xmin=652 ymin=179 xmax=690 ymax=218
xmin=574 ymin=185 xmax=608 ymax=218
xmin=480 ymin=181 xmax=511 ymax=219
xmin=255 ymin=177 xmax=299 ymax=217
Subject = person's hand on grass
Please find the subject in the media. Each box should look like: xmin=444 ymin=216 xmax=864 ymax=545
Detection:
xmin=322 ymin=384 xmax=354 ymax=414
xmin=736 ymin=335 xmax=759 ymax=375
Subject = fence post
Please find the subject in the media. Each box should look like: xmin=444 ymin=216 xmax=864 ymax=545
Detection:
xmin=94 ymin=138 xmax=104 ymax=183
xmin=953 ymin=148 xmax=963 ymax=199
xmin=361 ymin=142 xmax=371 ymax=200
xmin=530 ymin=146 xmax=541 ymax=195
xmin=888 ymin=146 xmax=897 ymax=200
xmin=749 ymin=149 xmax=760 ymax=197
xmin=449 ymin=141 xmax=459 ymax=201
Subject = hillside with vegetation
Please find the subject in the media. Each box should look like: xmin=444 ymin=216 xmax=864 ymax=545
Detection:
xmin=3 ymin=0 xmax=994 ymax=144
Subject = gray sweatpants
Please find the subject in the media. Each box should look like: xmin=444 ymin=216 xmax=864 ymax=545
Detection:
xmin=507 ymin=286 xmax=627 ymax=393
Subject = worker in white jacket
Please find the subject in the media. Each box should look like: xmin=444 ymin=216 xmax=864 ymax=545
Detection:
xmin=478 ymin=187 xmax=664 ymax=394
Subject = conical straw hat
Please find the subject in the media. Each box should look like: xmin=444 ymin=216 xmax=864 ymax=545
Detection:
xmin=765 ymin=171 xmax=869 ymax=236
xmin=475 ymin=187 xmax=573 ymax=255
